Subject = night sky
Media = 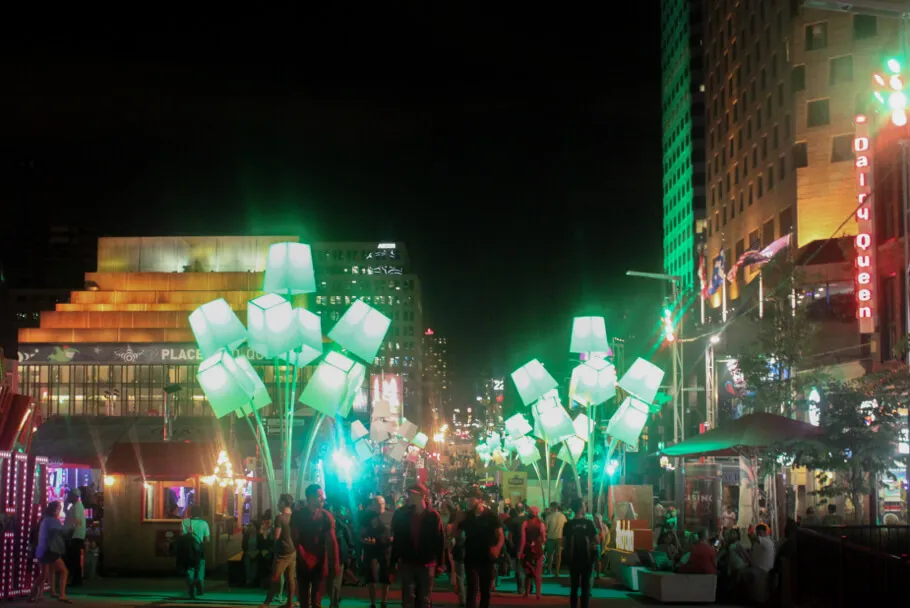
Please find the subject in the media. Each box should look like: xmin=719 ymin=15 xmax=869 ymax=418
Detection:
xmin=3 ymin=9 xmax=664 ymax=402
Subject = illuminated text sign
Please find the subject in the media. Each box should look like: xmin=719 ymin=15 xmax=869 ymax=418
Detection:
xmin=854 ymin=115 xmax=875 ymax=333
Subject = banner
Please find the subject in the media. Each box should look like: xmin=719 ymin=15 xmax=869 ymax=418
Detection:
xmin=501 ymin=471 xmax=528 ymax=501
xmin=18 ymin=343 xmax=271 ymax=365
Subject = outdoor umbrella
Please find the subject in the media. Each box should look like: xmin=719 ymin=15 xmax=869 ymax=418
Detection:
xmin=658 ymin=412 xmax=824 ymax=458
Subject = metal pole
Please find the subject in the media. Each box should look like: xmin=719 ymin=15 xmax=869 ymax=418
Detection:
xmin=588 ymin=401 xmax=595 ymax=511
xmin=901 ymin=140 xmax=910 ymax=503
xmin=759 ymin=271 xmax=764 ymax=319
xmin=162 ymin=390 xmax=168 ymax=441
xmin=705 ymin=343 xmax=716 ymax=431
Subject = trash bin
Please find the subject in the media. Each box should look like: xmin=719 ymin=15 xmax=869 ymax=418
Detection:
xmin=84 ymin=544 xmax=99 ymax=580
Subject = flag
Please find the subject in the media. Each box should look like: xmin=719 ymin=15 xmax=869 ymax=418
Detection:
xmin=697 ymin=252 xmax=708 ymax=298
xmin=707 ymin=251 xmax=725 ymax=296
xmin=727 ymin=233 xmax=791 ymax=282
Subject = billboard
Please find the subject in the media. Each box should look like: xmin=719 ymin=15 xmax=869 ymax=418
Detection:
xmin=371 ymin=374 xmax=403 ymax=420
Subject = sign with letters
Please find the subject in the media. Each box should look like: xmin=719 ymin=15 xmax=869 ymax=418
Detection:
xmin=18 ymin=343 xmax=271 ymax=365
xmin=854 ymin=115 xmax=876 ymax=334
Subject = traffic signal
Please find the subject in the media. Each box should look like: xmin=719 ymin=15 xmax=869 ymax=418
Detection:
xmin=873 ymin=57 xmax=907 ymax=126
xmin=662 ymin=300 xmax=675 ymax=343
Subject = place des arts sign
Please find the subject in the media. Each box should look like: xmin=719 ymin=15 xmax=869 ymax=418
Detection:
xmin=18 ymin=344 xmax=267 ymax=365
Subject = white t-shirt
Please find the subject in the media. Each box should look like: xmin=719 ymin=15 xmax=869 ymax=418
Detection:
xmin=750 ymin=536 xmax=775 ymax=572
xmin=545 ymin=511 xmax=568 ymax=539
xmin=65 ymin=502 xmax=86 ymax=541
xmin=182 ymin=518 xmax=211 ymax=544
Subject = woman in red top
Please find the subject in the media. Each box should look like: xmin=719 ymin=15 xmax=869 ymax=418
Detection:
xmin=518 ymin=506 xmax=547 ymax=599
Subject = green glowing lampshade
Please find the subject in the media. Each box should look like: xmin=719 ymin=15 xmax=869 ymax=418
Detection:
xmin=503 ymin=436 xmax=518 ymax=453
xmin=569 ymin=357 xmax=617 ymax=407
xmin=351 ymin=420 xmax=369 ymax=441
xmin=573 ymin=413 xmax=590 ymax=442
xmin=570 ymin=316 xmax=609 ymax=354
xmin=618 ymin=358 xmax=665 ymax=405
xmin=505 ymin=414 xmax=532 ymax=438
xmin=328 ymin=300 xmax=392 ymax=363
xmin=279 ymin=308 xmax=324 ymax=368
xmin=248 ymin=293 xmax=302 ymax=358
xmin=189 ymin=298 xmax=248 ymax=359
xmin=197 ymin=349 xmax=267 ymax=419
xmin=515 ymin=436 xmax=541 ymax=465
xmin=234 ymin=355 xmax=272 ymax=415
xmin=412 ymin=432 xmax=428 ymax=449
xmin=354 ymin=439 xmax=373 ymax=462
xmin=263 ymin=242 xmax=316 ymax=295
xmin=533 ymin=399 xmax=576 ymax=443
xmin=398 ymin=419 xmax=419 ymax=442
xmin=557 ymin=436 xmax=586 ymax=464
xmin=511 ymin=359 xmax=558 ymax=407
xmin=298 ymin=351 xmax=364 ymax=417
xmin=488 ymin=432 xmax=502 ymax=451
xmin=606 ymin=396 xmax=651 ymax=445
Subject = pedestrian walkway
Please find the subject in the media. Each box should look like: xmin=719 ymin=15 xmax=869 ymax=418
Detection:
xmin=5 ymin=575 xmax=743 ymax=607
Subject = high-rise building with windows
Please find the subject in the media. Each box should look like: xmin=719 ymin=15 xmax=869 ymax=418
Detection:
xmin=422 ymin=328 xmax=450 ymax=431
xmin=661 ymin=0 xmax=707 ymax=292
xmin=701 ymin=0 xmax=901 ymax=309
xmin=310 ymin=242 xmax=425 ymax=426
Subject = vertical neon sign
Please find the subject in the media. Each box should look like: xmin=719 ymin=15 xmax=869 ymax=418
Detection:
xmin=854 ymin=114 xmax=875 ymax=333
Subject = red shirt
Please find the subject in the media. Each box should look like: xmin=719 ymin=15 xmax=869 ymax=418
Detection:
xmin=678 ymin=542 xmax=717 ymax=575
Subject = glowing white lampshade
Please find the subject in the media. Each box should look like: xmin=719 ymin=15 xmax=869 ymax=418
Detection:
xmin=234 ymin=355 xmax=272 ymax=415
xmin=398 ymin=419 xmax=418 ymax=442
xmin=370 ymin=420 xmax=393 ymax=443
xmin=336 ymin=363 xmax=367 ymax=418
xmin=570 ymin=316 xmax=609 ymax=354
xmin=298 ymin=351 xmax=364 ymax=417
xmin=189 ymin=298 xmax=248 ymax=359
xmin=618 ymin=358 xmax=665 ymax=405
xmin=511 ymin=359 xmax=558 ymax=406
xmin=606 ymin=396 xmax=651 ymax=445
xmin=569 ymin=357 xmax=617 ymax=407
xmin=412 ymin=432 xmax=428 ymax=449
xmin=354 ymin=439 xmax=373 ymax=462
xmin=503 ymin=436 xmax=518 ymax=453
xmin=488 ymin=432 xmax=502 ymax=451
xmin=505 ymin=414 xmax=532 ymax=438
xmin=389 ymin=441 xmax=408 ymax=462
xmin=263 ymin=242 xmax=316 ymax=295
xmin=248 ymin=293 xmax=302 ymax=358
xmin=197 ymin=349 xmax=266 ymax=419
xmin=351 ymin=420 xmax=369 ymax=441
xmin=557 ymin=436 xmax=586 ymax=464
xmin=328 ymin=300 xmax=391 ymax=363
xmin=280 ymin=308 xmax=324 ymax=368
xmin=515 ymin=436 xmax=541 ymax=465
xmin=534 ymin=403 xmax=577 ymax=443
xmin=573 ymin=413 xmax=590 ymax=442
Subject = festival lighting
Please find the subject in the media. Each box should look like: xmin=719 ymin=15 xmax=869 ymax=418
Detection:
xmin=247 ymin=294 xmax=302 ymax=358
xmin=606 ymin=396 xmax=651 ymax=445
xmin=569 ymin=316 xmax=609 ymax=354
xmin=569 ymin=356 xmax=617 ymax=406
xmin=617 ymin=357 xmax=665 ymax=405
xmin=262 ymin=241 xmax=316 ymax=295
xmin=298 ymin=351 xmax=366 ymax=417
xmin=327 ymin=300 xmax=392 ymax=363
xmin=532 ymin=390 xmax=576 ymax=443
xmin=511 ymin=359 xmax=558 ymax=406
xmin=197 ymin=350 xmax=269 ymax=418
xmin=873 ymin=57 xmax=908 ymax=126
xmin=188 ymin=298 xmax=248 ymax=359
xmin=280 ymin=308 xmax=324 ymax=368
xmin=662 ymin=300 xmax=675 ymax=343
xmin=505 ymin=413 xmax=532 ymax=438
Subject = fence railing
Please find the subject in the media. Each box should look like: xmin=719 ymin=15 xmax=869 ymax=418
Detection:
xmin=803 ymin=524 xmax=910 ymax=558
xmin=797 ymin=528 xmax=910 ymax=606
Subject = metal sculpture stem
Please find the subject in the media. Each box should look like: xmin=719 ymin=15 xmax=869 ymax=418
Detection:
xmin=588 ymin=403 xmax=596 ymax=510
xmin=248 ymin=409 xmax=277 ymax=511
xmin=544 ymin=442 xmax=552 ymax=506
xmin=297 ymin=412 xmax=326 ymax=499
xmin=284 ymin=355 xmax=298 ymax=497
xmin=597 ymin=437 xmax=620 ymax=515
xmin=531 ymin=461 xmax=544 ymax=508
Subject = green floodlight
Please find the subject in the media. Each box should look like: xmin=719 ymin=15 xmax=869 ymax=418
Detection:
xmin=247 ymin=293 xmax=302 ymax=358
xmin=298 ymin=351 xmax=365 ymax=417
xmin=328 ymin=300 xmax=392 ymax=363
xmin=569 ymin=316 xmax=609 ymax=354
xmin=569 ymin=356 xmax=617 ymax=406
xmin=279 ymin=308 xmax=324 ymax=368
xmin=606 ymin=396 xmax=651 ymax=445
xmin=189 ymin=298 xmax=248 ymax=359
xmin=262 ymin=242 xmax=317 ymax=295
xmin=197 ymin=349 xmax=269 ymax=419
xmin=618 ymin=357 xmax=665 ymax=405
xmin=505 ymin=413 xmax=533 ymax=438
xmin=511 ymin=359 xmax=559 ymax=406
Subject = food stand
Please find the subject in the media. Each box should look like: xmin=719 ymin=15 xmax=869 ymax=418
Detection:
xmin=0 ymin=451 xmax=49 ymax=600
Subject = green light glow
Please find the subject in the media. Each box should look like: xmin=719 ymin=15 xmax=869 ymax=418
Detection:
xmin=887 ymin=58 xmax=901 ymax=74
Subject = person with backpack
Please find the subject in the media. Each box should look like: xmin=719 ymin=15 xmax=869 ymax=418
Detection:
xmin=179 ymin=504 xmax=211 ymax=600
xmin=518 ymin=506 xmax=545 ymax=599
xmin=259 ymin=494 xmax=297 ymax=608
xmin=291 ymin=484 xmax=339 ymax=608
xmin=563 ymin=499 xmax=600 ymax=608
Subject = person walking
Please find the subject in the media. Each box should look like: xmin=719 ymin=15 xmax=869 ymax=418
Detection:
xmin=518 ymin=506 xmax=546 ymax=599
xmin=63 ymin=488 xmax=86 ymax=588
xmin=180 ymin=504 xmax=211 ymax=600
xmin=447 ymin=507 xmax=467 ymax=607
xmin=391 ymin=484 xmax=445 ymax=608
xmin=563 ymin=500 xmax=599 ymax=608
xmin=29 ymin=501 xmax=71 ymax=603
xmin=259 ymin=494 xmax=297 ymax=608
xmin=504 ymin=508 xmax=526 ymax=594
xmin=459 ymin=487 xmax=504 ymax=608
xmin=329 ymin=504 xmax=355 ymax=608
xmin=544 ymin=502 xmax=567 ymax=576
xmin=291 ymin=484 xmax=339 ymax=608
xmin=361 ymin=496 xmax=392 ymax=608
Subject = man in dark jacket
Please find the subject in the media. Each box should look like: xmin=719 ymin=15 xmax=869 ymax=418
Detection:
xmin=291 ymin=485 xmax=339 ymax=608
xmin=390 ymin=484 xmax=445 ymax=608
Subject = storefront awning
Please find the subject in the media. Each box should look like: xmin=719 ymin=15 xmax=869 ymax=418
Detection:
xmin=104 ymin=441 xmax=218 ymax=479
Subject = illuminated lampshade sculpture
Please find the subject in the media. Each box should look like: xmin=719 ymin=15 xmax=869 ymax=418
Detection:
xmin=511 ymin=359 xmax=558 ymax=407
xmin=234 ymin=355 xmax=273 ymax=414
xmin=328 ymin=300 xmax=392 ymax=363
xmin=189 ymin=298 xmax=248 ymax=358
xmin=412 ymin=432 xmax=428 ymax=450
xmin=298 ymin=351 xmax=366 ymax=417
xmin=197 ymin=349 xmax=270 ymax=419
xmin=569 ymin=356 xmax=617 ymax=407
xmin=573 ymin=413 xmax=590 ymax=442
xmin=558 ymin=436 xmax=586 ymax=465
xmin=262 ymin=241 xmax=317 ymax=295
xmin=505 ymin=413 xmax=533 ymax=438
xmin=398 ymin=419 xmax=419 ymax=442
xmin=247 ymin=293 xmax=303 ymax=358
xmin=280 ymin=308 xmax=324 ymax=368
xmin=606 ymin=396 xmax=651 ymax=445
xmin=515 ymin=436 xmax=541 ymax=466
xmin=569 ymin=316 xmax=609 ymax=354
xmin=532 ymin=392 xmax=576 ymax=444
xmin=351 ymin=420 xmax=369 ymax=441
xmin=618 ymin=357 xmax=664 ymax=405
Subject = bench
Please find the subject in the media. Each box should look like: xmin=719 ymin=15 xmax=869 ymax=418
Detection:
xmin=638 ymin=571 xmax=717 ymax=603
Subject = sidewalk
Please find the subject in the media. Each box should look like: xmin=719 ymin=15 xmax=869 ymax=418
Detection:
xmin=5 ymin=574 xmax=744 ymax=607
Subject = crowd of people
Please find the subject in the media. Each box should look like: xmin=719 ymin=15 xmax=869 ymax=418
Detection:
xmin=207 ymin=484 xmax=605 ymax=608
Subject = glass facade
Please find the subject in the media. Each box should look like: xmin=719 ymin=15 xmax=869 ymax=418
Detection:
xmin=18 ymin=363 xmax=313 ymax=419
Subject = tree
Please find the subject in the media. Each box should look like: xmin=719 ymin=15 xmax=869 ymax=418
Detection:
xmin=794 ymin=371 xmax=908 ymax=523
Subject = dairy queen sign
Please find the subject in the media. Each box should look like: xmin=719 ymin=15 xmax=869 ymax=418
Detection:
xmin=854 ymin=114 xmax=876 ymax=334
